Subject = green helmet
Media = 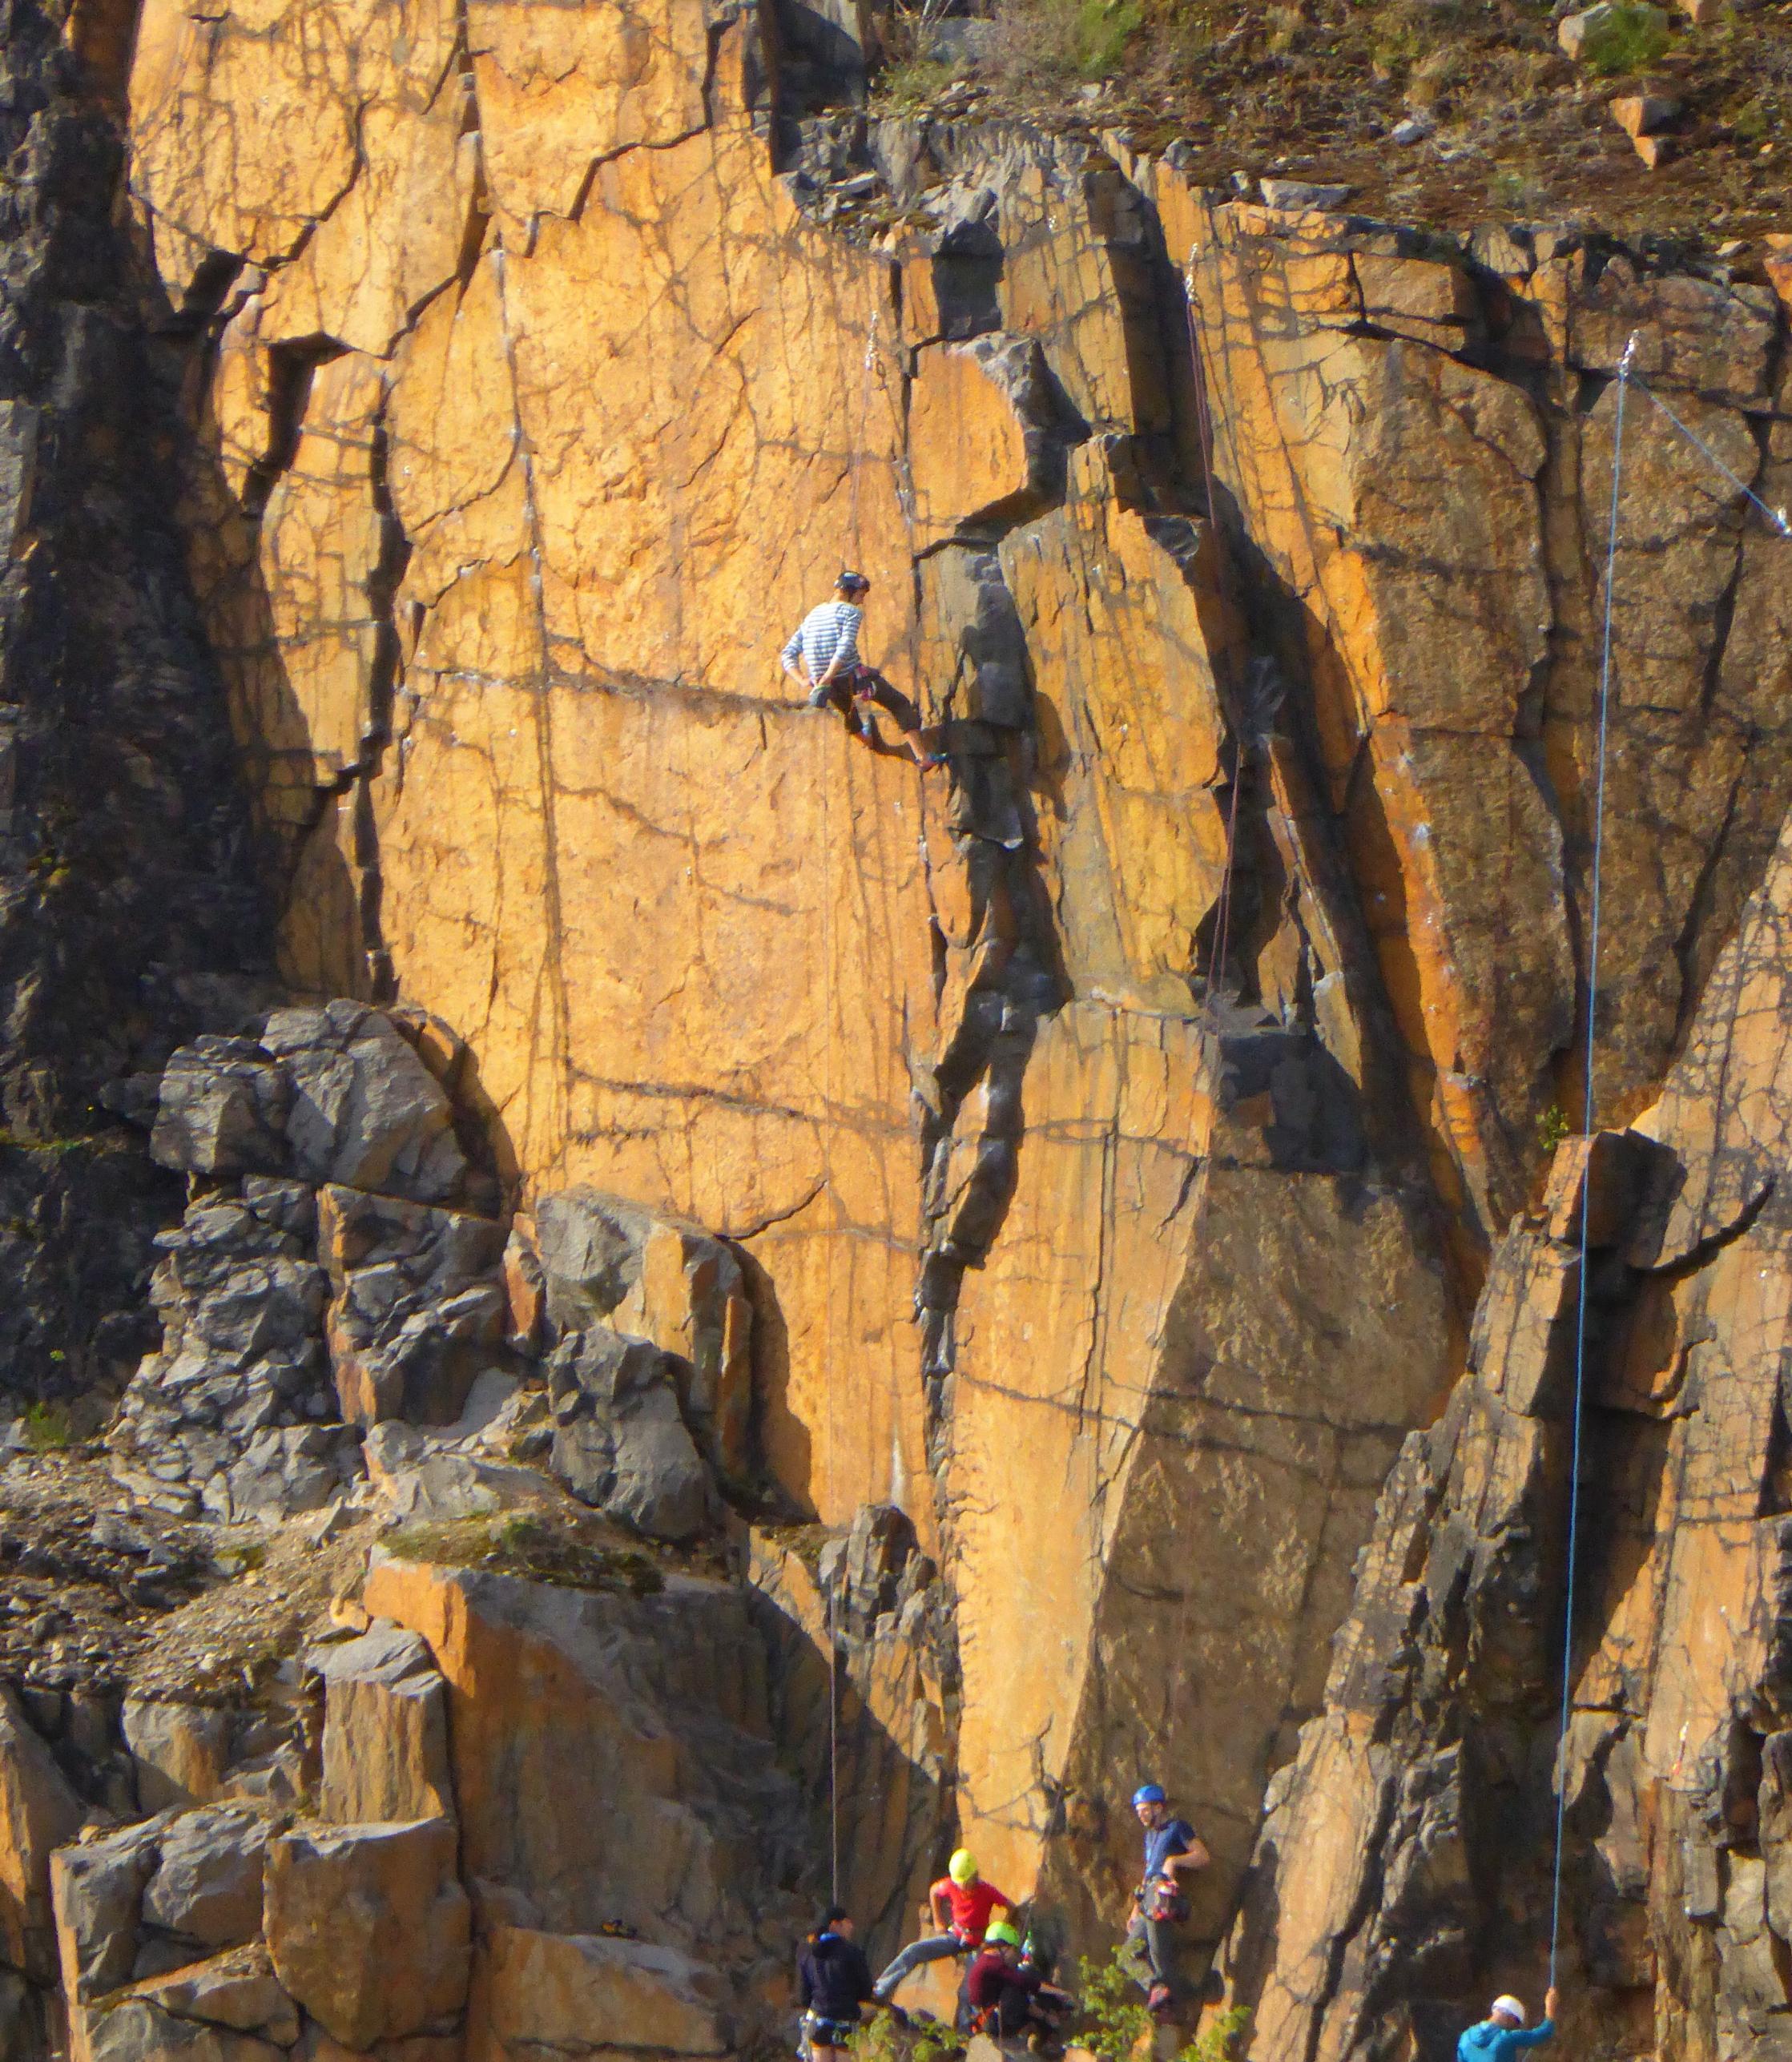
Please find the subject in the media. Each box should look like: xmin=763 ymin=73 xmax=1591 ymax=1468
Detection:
xmin=948 ymin=1849 xmax=979 ymax=1887
xmin=985 ymin=1922 xmax=1022 ymax=1948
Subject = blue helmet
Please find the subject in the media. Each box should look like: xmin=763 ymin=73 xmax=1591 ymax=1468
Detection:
xmin=1133 ymin=1783 xmax=1166 ymax=1808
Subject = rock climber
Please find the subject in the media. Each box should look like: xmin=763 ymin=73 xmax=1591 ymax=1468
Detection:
xmin=1457 ymin=1988 xmax=1560 ymax=2062
xmin=872 ymin=1847 xmax=1017 ymax=2001
xmin=781 ymin=571 xmax=944 ymax=770
xmin=963 ymin=1922 xmax=1073 ymax=2046
xmin=797 ymin=1906 xmax=884 ymax=2062
xmin=1125 ymin=1782 xmax=1209 ymax=2015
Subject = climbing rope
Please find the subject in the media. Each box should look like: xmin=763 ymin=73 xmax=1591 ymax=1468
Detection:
xmin=844 ymin=308 xmax=881 ymax=571
xmin=1547 ymin=331 xmax=1788 ymax=1983
xmin=1547 ymin=331 xmax=1632 ymax=1985
xmin=818 ymin=296 xmax=885 ymax=1923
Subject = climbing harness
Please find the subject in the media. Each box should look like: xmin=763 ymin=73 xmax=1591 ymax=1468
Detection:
xmin=1546 ymin=332 xmax=1790 ymax=1983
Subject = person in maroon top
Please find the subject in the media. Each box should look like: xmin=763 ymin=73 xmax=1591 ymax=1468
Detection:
xmin=964 ymin=1924 xmax=1072 ymax=2041
xmin=872 ymin=1848 xmax=1017 ymax=2001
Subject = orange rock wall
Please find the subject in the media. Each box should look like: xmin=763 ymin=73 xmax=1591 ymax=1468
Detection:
xmin=123 ymin=0 xmax=1792 ymax=1977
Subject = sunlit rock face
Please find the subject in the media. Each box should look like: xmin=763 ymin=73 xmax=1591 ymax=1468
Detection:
xmin=115 ymin=0 xmax=1792 ymax=2008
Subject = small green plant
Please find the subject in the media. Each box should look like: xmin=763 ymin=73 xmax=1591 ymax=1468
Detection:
xmin=1537 ymin=1103 xmax=1571 ymax=1154
xmin=1071 ymin=0 xmax=1143 ymax=77
xmin=1730 ymin=94 xmax=1770 ymax=142
xmin=874 ymin=54 xmax=954 ymax=111
xmin=21 ymin=1401 xmax=72 ymax=1450
xmin=1176 ymin=2005 xmax=1250 ymax=2062
xmin=849 ymin=2012 xmax=960 ymax=2062
xmin=1577 ymin=2 xmax=1671 ymax=75
xmin=382 ymin=1514 xmax=666 ymax=1595
xmin=1074 ymin=1947 xmax=1153 ymax=2062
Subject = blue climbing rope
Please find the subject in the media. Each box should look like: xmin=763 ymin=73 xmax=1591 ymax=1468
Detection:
xmin=1548 ymin=332 xmax=1633 ymax=1984
xmin=1633 ymin=381 xmax=1792 ymax=538
xmin=1547 ymin=332 xmax=1790 ymax=1979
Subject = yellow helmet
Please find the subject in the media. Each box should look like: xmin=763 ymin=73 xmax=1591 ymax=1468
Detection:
xmin=948 ymin=1849 xmax=979 ymax=1887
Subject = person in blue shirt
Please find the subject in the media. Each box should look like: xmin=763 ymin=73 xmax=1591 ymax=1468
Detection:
xmin=1125 ymin=1782 xmax=1209 ymax=2012
xmin=1457 ymin=1987 xmax=1560 ymax=2062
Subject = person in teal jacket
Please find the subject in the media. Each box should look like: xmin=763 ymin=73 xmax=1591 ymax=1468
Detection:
xmin=1457 ymin=1987 xmax=1559 ymax=2062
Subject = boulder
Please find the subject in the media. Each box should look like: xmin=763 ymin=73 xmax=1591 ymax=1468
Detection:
xmin=1557 ymin=0 xmax=1667 ymax=59
xmin=110 ymin=1184 xmax=335 ymax=1522
xmin=534 ymin=1189 xmax=751 ymax=1476
xmin=86 ymin=1999 xmax=284 ymax=2062
xmin=1258 ymin=178 xmax=1351 ymax=211
xmin=264 ymin=1820 xmax=469 ymax=2048
xmin=316 ymin=1186 xmax=507 ymax=1427
xmin=0 ymin=1686 xmax=88 ymax=1981
xmin=53 ymin=1823 xmax=157 ymax=2004
xmin=308 ymin=1623 xmax=454 ymax=1825
xmin=140 ymin=1807 xmax=270 ymax=1952
xmin=219 ymin=1426 xmax=362 ymax=1526
xmin=362 ymin=1422 xmax=562 ymax=1525
xmin=122 ymin=1703 xmax=230 ymax=1814
xmin=133 ymin=1943 xmax=300 ymax=2044
xmin=260 ymin=1003 xmax=468 ymax=1205
xmin=481 ymin=1924 xmax=729 ymax=2055
xmin=546 ymin=1327 xmax=718 ymax=1543
xmin=151 ymin=1038 xmax=292 ymax=1177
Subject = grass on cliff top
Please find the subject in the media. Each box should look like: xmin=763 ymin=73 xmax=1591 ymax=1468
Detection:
xmin=876 ymin=0 xmax=1792 ymax=248
xmin=381 ymin=1512 xmax=669 ymax=1595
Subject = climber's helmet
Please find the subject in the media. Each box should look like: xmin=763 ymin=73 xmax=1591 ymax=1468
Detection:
xmin=836 ymin=570 xmax=871 ymax=597
xmin=1133 ymin=1783 xmax=1167 ymax=1822
xmin=985 ymin=1923 xmax=1022 ymax=1953
xmin=1489 ymin=1998 xmax=1527 ymax=2028
xmin=948 ymin=1849 xmax=980 ymax=1887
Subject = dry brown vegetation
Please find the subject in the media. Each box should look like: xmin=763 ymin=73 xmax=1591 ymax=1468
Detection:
xmin=892 ymin=0 xmax=1792 ymax=246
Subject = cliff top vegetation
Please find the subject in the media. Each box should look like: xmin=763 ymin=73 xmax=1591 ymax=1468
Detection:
xmin=877 ymin=0 xmax=1792 ymax=251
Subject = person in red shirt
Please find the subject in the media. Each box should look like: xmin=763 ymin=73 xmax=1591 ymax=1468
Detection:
xmin=872 ymin=1849 xmax=1017 ymax=2001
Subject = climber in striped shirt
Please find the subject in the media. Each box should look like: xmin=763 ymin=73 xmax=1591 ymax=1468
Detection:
xmin=781 ymin=572 xmax=944 ymax=771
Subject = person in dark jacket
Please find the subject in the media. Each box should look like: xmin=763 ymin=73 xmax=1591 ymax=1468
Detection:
xmin=1457 ymin=1987 xmax=1559 ymax=2062
xmin=963 ymin=1923 xmax=1073 ymax=2043
xmin=798 ymin=1908 xmax=880 ymax=2061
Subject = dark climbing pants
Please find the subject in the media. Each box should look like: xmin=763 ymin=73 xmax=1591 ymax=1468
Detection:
xmin=1126 ymin=1912 xmax=1180 ymax=1995
xmin=808 ymin=667 xmax=922 ymax=738
xmin=873 ymin=1931 xmax=967 ymax=2000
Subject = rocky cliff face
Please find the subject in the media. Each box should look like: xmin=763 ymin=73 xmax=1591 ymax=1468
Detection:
xmin=0 ymin=0 xmax=1786 ymax=2056
xmin=1221 ymin=817 xmax=1792 ymax=2060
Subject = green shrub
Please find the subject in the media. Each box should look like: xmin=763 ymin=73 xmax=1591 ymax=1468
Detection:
xmin=1075 ymin=1947 xmax=1154 ymax=2062
xmin=875 ymin=54 xmax=955 ymax=110
xmin=1537 ymin=1103 xmax=1571 ymax=1154
xmin=987 ymin=0 xmax=1142 ymax=87
xmin=21 ymin=1400 xmax=72 ymax=1451
xmin=1178 ymin=2005 xmax=1250 ymax=2062
xmin=1073 ymin=0 xmax=1144 ymax=76
xmin=1577 ymin=3 xmax=1671 ymax=75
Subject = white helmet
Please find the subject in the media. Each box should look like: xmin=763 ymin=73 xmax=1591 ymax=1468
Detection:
xmin=1490 ymin=1997 xmax=1527 ymax=2027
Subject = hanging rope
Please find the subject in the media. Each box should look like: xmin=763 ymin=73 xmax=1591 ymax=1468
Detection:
xmin=817 ymin=296 xmax=883 ymax=1923
xmin=1545 ymin=330 xmax=1792 ymax=1980
xmin=829 ymin=1608 xmax=842 ymax=1905
xmin=844 ymin=308 xmax=880 ymax=570
xmin=1547 ymin=330 xmax=1633 ymax=1984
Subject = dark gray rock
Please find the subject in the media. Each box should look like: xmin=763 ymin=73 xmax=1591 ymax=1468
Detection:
xmin=260 ymin=1003 xmax=468 ymax=1204
xmin=150 ymin=1038 xmax=291 ymax=1178
xmin=548 ymin=1327 xmax=718 ymax=1543
xmin=316 ymin=1185 xmax=507 ymax=1426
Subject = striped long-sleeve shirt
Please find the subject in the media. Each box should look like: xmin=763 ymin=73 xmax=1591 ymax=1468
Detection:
xmin=781 ymin=601 xmax=864 ymax=682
